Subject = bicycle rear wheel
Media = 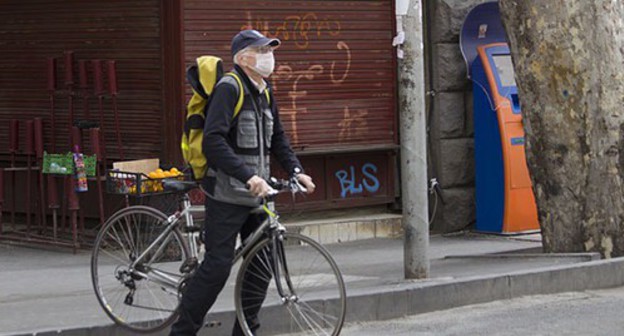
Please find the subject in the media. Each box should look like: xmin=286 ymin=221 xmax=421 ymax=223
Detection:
xmin=234 ymin=232 xmax=346 ymax=336
xmin=91 ymin=205 xmax=190 ymax=333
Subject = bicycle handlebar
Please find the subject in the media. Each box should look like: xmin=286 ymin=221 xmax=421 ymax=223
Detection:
xmin=266 ymin=176 xmax=308 ymax=196
xmin=233 ymin=176 xmax=308 ymax=198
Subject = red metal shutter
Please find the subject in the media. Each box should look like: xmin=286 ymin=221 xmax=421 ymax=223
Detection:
xmin=183 ymin=0 xmax=398 ymax=209
xmin=0 ymin=0 xmax=163 ymax=160
xmin=183 ymin=0 xmax=397 ymax=151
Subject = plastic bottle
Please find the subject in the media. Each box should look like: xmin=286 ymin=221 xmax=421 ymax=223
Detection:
xmin=73 ymin=145 xmax=89 ymax=192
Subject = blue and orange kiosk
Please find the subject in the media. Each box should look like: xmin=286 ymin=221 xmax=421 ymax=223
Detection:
xmin=460 ymin=2 xmax=539 ymax=233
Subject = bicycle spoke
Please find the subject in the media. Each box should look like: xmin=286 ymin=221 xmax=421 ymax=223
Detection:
xmin=109 ymin=287 xmax=127 ymax=318
xmin=143 ymin=281 xmax=168 ymax=318
xmin=146 ymin=233 xmax=174 ymax=266
xmin=122 ymin=215 xmax=137 ymax=254
xmin=298 ymin=301 xmax=338 ymax=327
xmin=99 ymin=245 xmax=130 ymax=265
xmin=106 ymin=226 xmax=131 ymax=260
xmin=245 ymin=262 xmax=273 ymax=283
xmin=255 ymin=247 xmax=274 ymax=278
xmin=292 ymin=303 xmax=326 ymax=335
xmin=134 ymin=213 xmax=144 ymax=256
xmin=286 ymin=302 xmax=329 ymax=336
xmin=92 ymin=206 xmax=187 ymax=333
xmin=235 ymin=233 xmax=345 ymax=336
xmin=241 ymin=286 xmax=272 ymax=299
xmin=294 ymin=249 xmax=322 ymax=295
xmin=286 ymin=304 xmax=310 ymax=334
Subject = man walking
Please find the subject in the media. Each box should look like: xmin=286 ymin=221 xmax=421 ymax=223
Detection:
xmin=170 ymin=29 xmax=315 ymax=336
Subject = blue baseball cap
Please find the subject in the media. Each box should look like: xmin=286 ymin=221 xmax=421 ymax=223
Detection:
xmin=231 ymin=29 xmax=281 ymax=56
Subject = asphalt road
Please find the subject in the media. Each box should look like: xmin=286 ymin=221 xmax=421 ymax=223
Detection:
xmin=335 ymin=286 xmax=624 ymax=336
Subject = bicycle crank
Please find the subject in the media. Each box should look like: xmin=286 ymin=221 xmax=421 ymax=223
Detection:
xmin=180 ymin=257 xmax=198 ymax=274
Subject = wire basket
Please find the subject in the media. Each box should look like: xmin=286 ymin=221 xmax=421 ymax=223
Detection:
xmin=105 ymin=170 xmax=186 ymax=197
xmin=42 ymin=152 xmax=96 ymax=176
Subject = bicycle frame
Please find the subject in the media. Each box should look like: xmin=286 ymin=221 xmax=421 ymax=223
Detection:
xmin=232 ymin=201 xmax=282 ymax=264
xmin=232 ymin=200 xmax=299 ymax=301
xmin=128 ymin=194 xmax=197 ymax=289
xmin=127 ymin=193 xmax=296 ymax=301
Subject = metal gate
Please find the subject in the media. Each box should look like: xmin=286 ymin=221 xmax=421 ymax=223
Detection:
xmin=183 ymin=0 xmax=398 ymax=209
xmin=0 ymin=0 xmax=163 ymax=160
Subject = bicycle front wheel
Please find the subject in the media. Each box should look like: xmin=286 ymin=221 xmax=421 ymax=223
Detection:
xmin=234 ymin=232 xmax=346 ymax=336
xmin=91 ymin=205 xmax=189 ymax=333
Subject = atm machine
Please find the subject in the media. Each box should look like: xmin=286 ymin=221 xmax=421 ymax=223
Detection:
xmin=460 ymin=2 xmax=539 ymax=233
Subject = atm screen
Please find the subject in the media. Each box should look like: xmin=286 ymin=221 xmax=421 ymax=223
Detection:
xmin=492 ymin=54 xmax=517 ymax=87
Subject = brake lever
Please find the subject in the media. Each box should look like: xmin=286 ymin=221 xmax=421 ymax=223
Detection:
xmin=291 ymin=176 xmax=307 ymax=194
xmin=266 ymin=187 xmax=279 ymax=197
xmin=234 ymin=187 xmax=278 ymax=199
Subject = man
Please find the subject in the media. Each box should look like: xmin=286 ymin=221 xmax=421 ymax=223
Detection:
xmin=170 ymin=29 xmax=315 ymax=336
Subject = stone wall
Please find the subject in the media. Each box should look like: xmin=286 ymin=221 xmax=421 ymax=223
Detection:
xmin=425 ymin=0 xmax=491 ymax=232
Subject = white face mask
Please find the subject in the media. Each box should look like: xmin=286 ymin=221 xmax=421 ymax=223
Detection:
xmin=253 ymin=52 xmax=275 ymax=78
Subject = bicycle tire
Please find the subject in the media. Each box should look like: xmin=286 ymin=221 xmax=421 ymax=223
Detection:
xmin=234 ymin=232 xmax=346 ymax=336
xmin=91 ymin=205 xmax=190 ymax=333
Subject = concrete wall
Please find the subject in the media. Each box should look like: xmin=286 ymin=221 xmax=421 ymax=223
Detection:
xmin=425 ymin=0 xmax=491 ymax=232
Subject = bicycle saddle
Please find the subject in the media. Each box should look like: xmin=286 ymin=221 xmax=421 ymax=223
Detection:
xmin=162 ymin=179 xmax=198 ymax=193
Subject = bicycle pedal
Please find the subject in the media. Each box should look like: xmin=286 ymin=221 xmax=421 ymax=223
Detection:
xmin=180 ymin=257 xmax=198 ymax=274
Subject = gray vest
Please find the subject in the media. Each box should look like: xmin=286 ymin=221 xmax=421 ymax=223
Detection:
xmin=208 ymin=75 xmax=274 ymax=207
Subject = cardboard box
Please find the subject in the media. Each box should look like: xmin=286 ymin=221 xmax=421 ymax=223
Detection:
xmin=112 ymin=158 xmax=159 ymax=175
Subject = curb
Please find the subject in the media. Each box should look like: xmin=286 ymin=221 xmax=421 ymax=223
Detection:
xmin=15 ymin=256 xmax=624 ymax=336
xmin=346 ymin=256 xmax=624 ymax=323
xmin=444 ymin=252 xmax=601 ymax=261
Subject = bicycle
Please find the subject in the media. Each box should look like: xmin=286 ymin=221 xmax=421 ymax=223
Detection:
xmin=91 ymin=176 xmax=347 ymax=335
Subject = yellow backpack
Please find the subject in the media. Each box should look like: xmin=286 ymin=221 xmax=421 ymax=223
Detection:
xmin=181 ymin=56 xmax=269 ymax=180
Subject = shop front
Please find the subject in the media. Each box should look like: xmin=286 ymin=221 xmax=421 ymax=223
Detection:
xmin=0 ymin=0 xmax=399 ymax=238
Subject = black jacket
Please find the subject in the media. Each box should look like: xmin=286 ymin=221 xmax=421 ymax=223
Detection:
xmin=202 ymin=65 xmax=302 ymax=187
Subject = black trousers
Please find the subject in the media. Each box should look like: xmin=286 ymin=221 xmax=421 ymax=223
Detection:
xmin=169 ymin=196 xmax=268 ymax=336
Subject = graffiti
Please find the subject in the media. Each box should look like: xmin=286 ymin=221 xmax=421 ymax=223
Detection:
xmin=338 ymin=107 xmax=368 ymax=141
xmin=273 ymin=64 xmax=324 ymax=143
xmin=243 ymin=13 xmax=369 ymax=145
xmin=244 ymin=12 xmax=341 ymax=50
xmin=330 ymin=41 xmax=351 ymax=84
xmin=335 ymin=163 xmax=380 ymax=198
xmin=273 ymin=41 xmax=351 ymax=144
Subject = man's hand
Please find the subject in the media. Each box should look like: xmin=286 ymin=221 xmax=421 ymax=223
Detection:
xmin=246 ymin=175 xmax=272 ymax=197
xmin=296 ymin=173 xmax=316 ymax=194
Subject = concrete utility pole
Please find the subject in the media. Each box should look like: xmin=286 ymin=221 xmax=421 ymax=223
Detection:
xmin=397 ymin=0 xmax=429 ymax=279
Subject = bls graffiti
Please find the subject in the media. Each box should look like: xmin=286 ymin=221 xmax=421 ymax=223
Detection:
xmin=243 ymin=12 xmax=341 ymax=50
xmin=335 ymin=163 xmax=380 ymax=198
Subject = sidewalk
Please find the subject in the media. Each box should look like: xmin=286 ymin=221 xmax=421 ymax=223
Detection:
xmin=2 ymin=232 xmax=624 ymax=336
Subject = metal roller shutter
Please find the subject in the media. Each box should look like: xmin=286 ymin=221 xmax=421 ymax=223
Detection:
xmin=0 ymin=0 xmax=163 ymax=160
xmin=183 ymin=0 xmax=397 ymax=152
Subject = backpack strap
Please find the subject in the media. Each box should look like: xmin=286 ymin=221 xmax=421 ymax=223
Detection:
xmin=226 ymin=71 xmax=272 ymax=118
xmin=226 ymin=72 xmax=245 ymax=119
xmin=264 ymin=88 xmax=271 ymax=106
